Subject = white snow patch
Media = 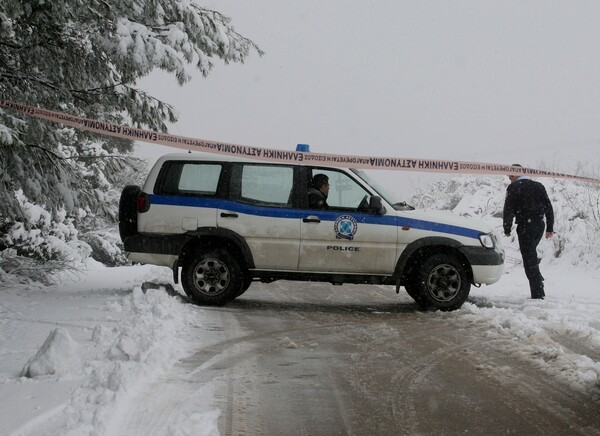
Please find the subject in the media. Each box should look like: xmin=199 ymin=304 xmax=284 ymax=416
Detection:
xmin=20 ymin=328 xmax=82 ymax=378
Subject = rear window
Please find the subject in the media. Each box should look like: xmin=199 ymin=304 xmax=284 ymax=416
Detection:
xmin=155 ymin=162 xmax=222 ymax=196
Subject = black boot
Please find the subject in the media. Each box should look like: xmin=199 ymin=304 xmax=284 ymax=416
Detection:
xmin=530 ymin=280 xmax=545 ymax=299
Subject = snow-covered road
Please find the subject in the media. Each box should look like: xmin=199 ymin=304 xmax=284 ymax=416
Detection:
xmin=1 ymin=261 xmax=599 ymax=435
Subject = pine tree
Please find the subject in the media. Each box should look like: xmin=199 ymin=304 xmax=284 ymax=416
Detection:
xmin=0 ymin=1 xmax=261 ymax=262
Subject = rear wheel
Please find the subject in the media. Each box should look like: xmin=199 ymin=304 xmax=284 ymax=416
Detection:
xmin=234 ymin=277 xmax=252 ymax=298
xmin=181 ymin=249 xmax=242 ymax=306
xmin=414 ymin=254 xmax=470 ymax=311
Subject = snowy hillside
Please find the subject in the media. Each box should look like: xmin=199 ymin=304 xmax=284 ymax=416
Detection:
xmin=410 ymin=174 xmax=600 ymax=270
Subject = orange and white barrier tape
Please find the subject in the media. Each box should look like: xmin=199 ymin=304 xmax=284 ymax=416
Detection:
xmin=1 ymin=100 xmax=599 ymax=184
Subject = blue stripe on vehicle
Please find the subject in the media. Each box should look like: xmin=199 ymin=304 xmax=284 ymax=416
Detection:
xmin=148 ymin=195 xmax=481 ymax=239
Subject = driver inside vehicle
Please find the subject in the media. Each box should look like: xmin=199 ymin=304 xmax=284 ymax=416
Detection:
xmin=307 ymin=174 xmax=329 ymax=209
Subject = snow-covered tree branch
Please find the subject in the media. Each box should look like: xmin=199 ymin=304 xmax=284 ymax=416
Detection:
xmin=0 ymin=0 xmax=261 ymax=265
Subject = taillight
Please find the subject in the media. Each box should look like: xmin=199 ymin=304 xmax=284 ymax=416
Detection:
xmin=137 ymin=193 xmax=150 ymax=213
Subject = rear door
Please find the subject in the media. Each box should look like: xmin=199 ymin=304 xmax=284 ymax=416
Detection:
xmin=217 ymin=163 xmax=301 ymax=270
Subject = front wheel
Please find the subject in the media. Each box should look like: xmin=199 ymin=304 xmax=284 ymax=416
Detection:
xmin=181 ymin=249 xmax=242 ymax=306
xmin=404 ymin=281 xmax=425 ymax=306
xmin=414 ymin=254 xmax=470 ymax=311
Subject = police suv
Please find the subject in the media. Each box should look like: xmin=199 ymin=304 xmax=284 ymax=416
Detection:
xmin=119 ymin=152 xmax=504 ymax=311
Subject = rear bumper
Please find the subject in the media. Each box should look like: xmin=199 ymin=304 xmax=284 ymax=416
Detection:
xmin=127 ymin=252 xmax=177 ymax=268
xmin=123 ymin=234 xmax=188 ymax=255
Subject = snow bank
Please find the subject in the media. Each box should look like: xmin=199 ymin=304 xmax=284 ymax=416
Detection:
xmin=453 ymin=292 xmax=600 ymax=391
xmin=62 ymin=286 xmax=195 ymax=435
xmin=2 ymin=267 xmax=206 ymax=436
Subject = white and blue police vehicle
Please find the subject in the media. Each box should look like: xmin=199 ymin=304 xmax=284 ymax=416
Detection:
xmin=119 ymin=150 xmax=504 ymax=311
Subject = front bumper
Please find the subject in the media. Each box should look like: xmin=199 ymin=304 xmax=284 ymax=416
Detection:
xmin=460 ymin=245 xmax=505 ymax=285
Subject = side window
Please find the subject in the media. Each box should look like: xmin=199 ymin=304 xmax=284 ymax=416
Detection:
xmin=234 ymin=164 xmax=294 ymax=208
xmin=179 ymin=164 xmax=221 ymax=194
xmin=310 ymin=168 xmax=371 ymax=210
xmin=156 ymin=162 xmax=222 ymax=196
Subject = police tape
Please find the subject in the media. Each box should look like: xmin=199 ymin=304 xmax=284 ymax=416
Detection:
xmin=1 ymin=99 xmax=599 ymax=184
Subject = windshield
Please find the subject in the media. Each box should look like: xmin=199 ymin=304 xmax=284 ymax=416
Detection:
xmin=351 ymin=169 xmax=399 ymax=205
xmin=351 ymin=169 xmax=415 ymax=211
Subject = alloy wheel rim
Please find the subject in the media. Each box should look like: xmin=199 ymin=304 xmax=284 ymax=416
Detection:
xmin=426 ymin=264 xmax=461 ymax=302
xmin=193 ymin=258 xmax=230 ymax=295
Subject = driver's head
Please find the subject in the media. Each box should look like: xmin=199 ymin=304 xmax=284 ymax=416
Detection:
xmin=312 ymin=174 xmax=329 ymax=195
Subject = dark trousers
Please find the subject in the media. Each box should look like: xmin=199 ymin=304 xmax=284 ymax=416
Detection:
xmin=516 ymin=220 xmax=545 ymax=298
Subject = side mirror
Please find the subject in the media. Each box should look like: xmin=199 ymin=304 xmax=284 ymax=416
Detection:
xmin=369 ymin=196 xmax=386 ymax=215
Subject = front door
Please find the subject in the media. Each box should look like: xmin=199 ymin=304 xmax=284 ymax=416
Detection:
xmin=299 ymin=168 xmax=397 ymax=274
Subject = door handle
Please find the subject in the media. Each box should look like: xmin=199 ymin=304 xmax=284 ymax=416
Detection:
xmin=220 ymin=212 xmax=238 ymax=218
xmin=303 ymin=215 xmax=321 ymax=223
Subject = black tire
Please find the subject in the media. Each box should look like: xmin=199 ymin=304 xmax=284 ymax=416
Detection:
xmin=234 ymin=277 xmax=252 ymax=298
xmin=118 ymin=185 xmax=141 ymax=241
xmin=413 ymin=254 xmax=470 ymax=311
xmin=404 ymin=281 xmax=425 ymax=306
xmin=403 ymin=266 xmax=427 ymax=305
xmin=181 ymin=249 xmax=242 ymax=306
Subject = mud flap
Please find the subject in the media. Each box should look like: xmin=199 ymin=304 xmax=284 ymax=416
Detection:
xmin=172 ymin=259 xmax=179 ymax=284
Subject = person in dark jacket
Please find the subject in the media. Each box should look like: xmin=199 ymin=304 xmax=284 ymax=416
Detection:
xmin=308 ymin=174 xmax=329 ymax=209
xmin=503 ymin=165 xmax=555 ymax=299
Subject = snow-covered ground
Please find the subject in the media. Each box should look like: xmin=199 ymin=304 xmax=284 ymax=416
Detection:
xmin=1 ymin=174 xmax=599 ymax=435
xmin=1 ymin=251 xmax=599 ymax=435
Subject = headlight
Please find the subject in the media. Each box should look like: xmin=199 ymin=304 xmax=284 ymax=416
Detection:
xmin=479 ymin=233 xmax=495 ymax=248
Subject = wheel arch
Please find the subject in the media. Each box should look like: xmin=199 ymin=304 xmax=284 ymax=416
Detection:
xmin=179 ymin=228 xmax=255 ymax=272
xmin=395 ymin=237 xmax=474 ymax=284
